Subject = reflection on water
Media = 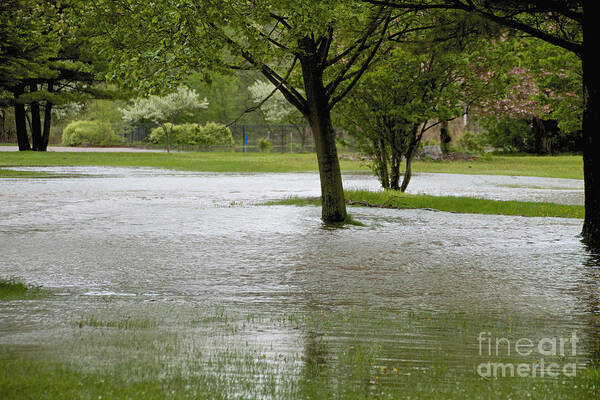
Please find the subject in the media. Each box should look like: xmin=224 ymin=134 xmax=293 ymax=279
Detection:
xmin=0 ymin=167 xmax=597 ymax=392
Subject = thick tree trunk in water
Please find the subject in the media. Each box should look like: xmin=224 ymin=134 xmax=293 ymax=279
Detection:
xmin=581 ymin=20 xmax=600 ymax=248
xmin=13 ymin=85 xmax=30 ymax=151
xmin=300 ymin=48 xmax=346 ymax=222
xmin=29 ymin=83 xmax=43 ymax=151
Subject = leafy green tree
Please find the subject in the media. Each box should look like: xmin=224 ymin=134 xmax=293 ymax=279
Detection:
xmin=120 ymin=87 xmax=209 ymax=153
xmin=338 ymin=41 xmax=475 ymax=191
xmin=91 ymin=0 xmax=410 ymax=222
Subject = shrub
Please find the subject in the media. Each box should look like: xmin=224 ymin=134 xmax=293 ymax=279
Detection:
xmin=62 ymin=120 xmax=125 ymax=146
xmin=258 ymin=138 xmax=272 ymax=152
xmin=457 ymin=130 xmax=486 ymax=153
xmin=482 ymin=118 xmax=532 ymax=153
xmin=149 ymin=122 xmax=234 ymax=147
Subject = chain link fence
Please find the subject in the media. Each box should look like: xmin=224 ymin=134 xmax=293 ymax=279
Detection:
xmin=122 ymin=123 xmax=353 ymax=153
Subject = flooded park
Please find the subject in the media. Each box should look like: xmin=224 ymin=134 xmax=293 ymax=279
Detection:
xmin=1 ymin=1 xmax=595 ymax=397
xmin=1 ymin=167 xmax=598 ymax=398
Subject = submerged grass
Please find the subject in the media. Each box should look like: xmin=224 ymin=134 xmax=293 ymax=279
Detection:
xmin=0 ymin=168 xmax=63 ymax=178
xmin=0 ymin=151 xmax=584 ymax=179
xmin=268 ymin=189 xmax=584 ymax=219
xmin=73 ymin=316 xmax=157 ymax=330
xmin=0 ymin=278 xmax=46 ymax=300
xmin=1 ymin=307 xmax=598 ymax=399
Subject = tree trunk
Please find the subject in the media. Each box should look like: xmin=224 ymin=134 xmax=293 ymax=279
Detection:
xmin=400 ymin=125 xmax=421 ymax=192
xmin=13 ymin=85 xmax=31 ymax=151
xmin=161 ymin=124 xmax=171 ymax=153
xmin=389 ymin=149 xmax=401 ymax=191
xmin=300 ymin=48 xmax=346 ymax=222
xmin=41 ymin=81 xmax=54 ymax=151
xmin=400 ymin=152 xmax=414 ymax=193
xmin=0 ymin=110 xmax=4 ymax=141
xmin=29 ymin=83 xmax=43 ymax=151
xmin=373 ymin=138 xmax=390 ymax=189
xmin=440 ymin=120 xmax=451 ymax=155
xmin=581 ymin=17 xmax=600 ymax=248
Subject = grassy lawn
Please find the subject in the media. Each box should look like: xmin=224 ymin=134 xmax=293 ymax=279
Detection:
xmin=269 ymin=189 xmax=584 ymax=219
xmin=0 ymin=151 xmax=583 ymax=179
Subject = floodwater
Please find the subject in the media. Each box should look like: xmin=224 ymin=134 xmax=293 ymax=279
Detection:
xmin=0 ymin=167 xmax=597 ymax=392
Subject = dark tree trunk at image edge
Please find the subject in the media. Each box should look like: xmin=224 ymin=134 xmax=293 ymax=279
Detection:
xmin=581 ymin=13 xmax=600 ymax=248
xmin=13 ymin=85 xmax=30 ymax=151
xmin=299 ymin=48 xmax=347 ymax=222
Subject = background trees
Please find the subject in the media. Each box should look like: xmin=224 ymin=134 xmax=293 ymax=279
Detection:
xmin=361 ymin=2 xmax=597 ymax=248
xmin=1 ymin=0 xmax=111 ymax=151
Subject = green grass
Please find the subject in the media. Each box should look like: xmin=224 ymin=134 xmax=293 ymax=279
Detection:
xmin=269 ymin=189 xmax=584 ymax=219
xmin=0 ymin=278 xmax=46 ymax=300
xmin=412 ymin=154 xmax=582 ymax=179
xmin=0 ymin=151 xmax=584 ymax=178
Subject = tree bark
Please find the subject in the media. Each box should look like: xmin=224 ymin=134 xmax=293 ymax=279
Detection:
xmin=161 ymin=124 xmax=171 ymax=153
xmin=0 ymin=110 xmax=4 ymax=141
xmin=13 ymin=85 xmax=31 ymax=151
xmin=400 ymin=153 xmax=414 ymax=193
xmin=581 ymin=13 xmax=600 ymax=248
xmin=440 ymin=120 xmax=451 ymax=155
xmin=389 ymin=149 xmax=401 ymax=191
xmin=400 ymin=125 xmax=421 ymax=192
xmin=374 ymin=138 xmax=390 ymax=189
xmin=41 ymin=80 xmax=54 ymax=151
xmin=300 ymin=45 xmax=347 ymax=222
xmin=29 ymin=83 xmax=43 ymax=151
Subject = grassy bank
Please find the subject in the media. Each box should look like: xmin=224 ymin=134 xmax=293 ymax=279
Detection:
xmin=269 ymin=189 xmax=584 ymax=219
xmin=0 ymin=151 xmax=583 ymax=179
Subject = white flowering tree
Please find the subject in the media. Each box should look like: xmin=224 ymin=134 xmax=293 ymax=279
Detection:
xmin=248 ymin=80 xmax=296 ymax=123
xmin=249 ymin=80 xmax=312 ymax=151
xmin=121 ymin=86 xmax=208 ymax=152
